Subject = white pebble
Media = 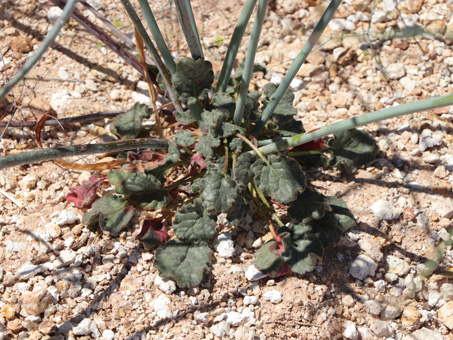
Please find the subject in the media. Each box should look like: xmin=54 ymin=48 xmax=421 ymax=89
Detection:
xmin=47 ymin=6 xmax=63 ymax=23
xmin=154 ymin=275 xmax=176 ymax=295
xmin=245 ymin=265 xmax=266 ymax=281
xmin=263 ymin=289 xmax=282 ymax=303
xmin=56 ymin=210 xmax=79 ymax=226
xmin=151 ymin=294 xmax=172 ymax=319
xmin=344 ymin=321 xmax=359 ymax=340
xmin=349 ymin=255 xmax=377 ymax=280
xmin=370 ymin=200 xmax=400 ymax=220
xmin=102 ymin=329 xmax=115 ymax=340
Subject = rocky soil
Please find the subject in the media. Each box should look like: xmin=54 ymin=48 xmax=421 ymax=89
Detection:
xmin=0 ymin=0 xmax=453 ymax=339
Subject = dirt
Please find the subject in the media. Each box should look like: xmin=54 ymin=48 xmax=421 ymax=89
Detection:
xmin=0 ymin=0 xmax=453 ymax=339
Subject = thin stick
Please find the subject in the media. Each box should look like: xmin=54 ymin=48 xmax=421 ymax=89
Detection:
xmin=0 ymin=188 xmax=23 ymax=208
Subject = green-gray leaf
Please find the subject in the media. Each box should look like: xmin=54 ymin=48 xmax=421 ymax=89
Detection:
xmin=83 ymin=194 xmax=134 ymax=235
xmin=108 ymin=170 xmax=162 ymax=195
xmin=234 ymin=153 xmax=256 ymax=187
xmin=288 ymin=188 xmax=330 ymax=222
xmin=175 ymin=130 xmax=195 ymax=146
xmin=329 ymin=128 xmax=378 ymax=173
xmin=325 ymin=196 xmax=356 ymax=232
xmin=110 ymin=103 xmax=150 ymax=139
xmin=226 ymin=196 xmax=250 ymax=226
xmin=252 ymin=154 xmax=306 ymax=204
xmin=130 ymin=191 xmax=168 ymax=211
xmin=172 ymin=57 xmax=214 ymax=103
xmin=173 ymin=200 xmax=217 ymax=242
xmin=194 ymin=134 xmax=220 ymax=158
xmin=154 ymin=240 xmax=211 ymax=288
xmin=164 ymin=141 xmax=180 ymax=163
xmin=281 ymin=233 xmax=323 ymax=275
xmin=200 ymin=170 xmax=239 ymax=213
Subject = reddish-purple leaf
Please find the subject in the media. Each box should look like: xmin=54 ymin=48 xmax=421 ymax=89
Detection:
xmin=67 ymin=175 xmax=103 ymax=209
xmin=190 ymin=153 xmax=207 ymax=169
xmin=136 ymin=218 xmax=169 ymax=249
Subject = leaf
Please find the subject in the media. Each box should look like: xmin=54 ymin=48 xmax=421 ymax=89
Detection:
xmin=172 ymin=57 xmax=214 ymax=103
xmin=110 ymin=103 xmax=150 ymax=139
xmin=83 ymin=194 xmax=134 ymax=235
xmin=108 ymin=169 xmax=162 ymax=195
xmin=212 ymin=92 xmax=236 ymax=113
xmin=164 ymin=141 xmax=180 ymax=163
xmin=329 ymin=128 xmax=378 ymax=173
xmin=254 ymin=238 xmax=288 ymax=278
xmin=194 ymin=134 xmax=220 ymax=158
xmin=129 ymin=191 xmax=168 ymax=211
xmin=262 ymin=82 xmax=297 ymax=118
xmin=154 ymin=239 xmax=211 ymax=288
xmin=232 ymin=62 xmax=267 ymax=86
xmin=173 ymin=200 xmax=217 ymax=242
xmin=288 ymin=188 xmax=330 ymax=222
xmin=226 ymin=196 xmax=250 ymax=226
xmin=251 ymin=154 xmax=306 ymax=204
xmin=229 ymin=137 xmax=244 ymax=153
xmin=234 ymin=153 xmax=256 ymax=187
xmin=281 ymin=233 xmax=323 ymax=275
xmin=175 ymin=130 xmax=195 ymax=146
xmin=66 ymin=175 xmax=101 ymax=209
xmin=136 ymin=218 xmax=169 ymax=249
xmin=201 ymin=109 xmax=228 ymax=137
xmin=307 ymin=212 xmax=343 ymax=248
xmin=243 ymin=91 xmax=261 ymax=122
xmin=200 ymin=170 xmax=239 ymax=213
xmin=324 ymin=196 xmax=356 ymax=232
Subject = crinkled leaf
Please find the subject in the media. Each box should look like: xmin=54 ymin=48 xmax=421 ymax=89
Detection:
xmin=136 ymin=218 xmax=168 ymax=250
xmin=281 ymin=233 xmax=323 ymax=275
xmin=229 ymin=137 xmax=244 ymax=153
xmin=288 ymin=188 xmax=330 ymax=222
xmin=254 ymin=238 xmax=288 ymax=278
xmin=110 ymin=103 xmax=150 ymax=139
xmin=172 ymin=57 xmax=214 ymax=103
xmin=200 ymin=170 xmax=239 ymax=213
xmin=307 ymin=212 xmax=343 ymax=248
xmin=202 ymin=109 xmax=228 ymax=137
xmin=173 ymin=200 xmax=217 ymax=242
xmin=234 ymin=153 xmax=256 ymax=187
xmin=175 ymin=130 xmax=195 ymax=146
xmin=175 ymin=109 xmax=196 ymax=124
xmin=164 ymin=141 xmax=180 ymax=163
xmin=154 ymin=240 xmax=211 ymax=288
xmin=226 ymin=196 xmax=250 ymax=226
xmin=222 ymin=123 xmax=244 ymax=138
xmin=194 ymin=134 xmax=220 ymax=158
xmin=83 ymin=194 xmax=134 ymax=235
xmin=251 ymin=154 xmax=306 ymax=204
xmin=232 ymin=62 xmax=267 ymax=86
xmin=244 ymin=91 xmax=261 ymax=122
xmin=263 ymin=83 xmax=297 ymax=117
xmin=325 ymin=196 xmax=356 ymax=232
xmin=108 ymin=170 xmax=162 ymax=195
xmin=66 ymin=175 xmax=101 ymax=209
xmin=329 ymin=128 xmax=378 ymax=173
xmin=212 ymin=92 xmax=236 ymax=113
xmin=130 ymin=191 xmax=168 ymax=211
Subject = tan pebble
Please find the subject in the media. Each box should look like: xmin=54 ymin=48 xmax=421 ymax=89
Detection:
xmin=0 ymin=304 xmax=16 ymax=320
xmin=401 ymin=306 xmax=421 ymax=326
xmin=38 ymin=320 xmax=56 ymax=335
xmin=342 ymin=294 xmax=355 ymax=308
xmin=8 ymin=318 xmax=24 ymax=334
xmin=10 ymin=36 xmax=32 ymax=53
xmin=438 ymin=301 xmax=453 ymax=329
xmin=392 ymin=38 xmax=409 ymax=50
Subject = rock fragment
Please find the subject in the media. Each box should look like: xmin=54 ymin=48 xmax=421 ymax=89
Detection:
xmin=349 ymin=255 xmax=377 ymax=280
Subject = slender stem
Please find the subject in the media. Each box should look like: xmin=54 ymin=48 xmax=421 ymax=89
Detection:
xmin=138 ymin=0 xmax=176 ymax=73
xmin=256 ymin=93 xmax=453 ymax=155
xmin=253 ymin=183 xmax=285 ymax=228
xmin=236 ymin=133 xmax=268 ymax=165
xmin=0 ymin=0 xmax=79 ymax=101
xmin=252 ymin=0 xmax=343 ymax=133
xmin=216 ymin=0 xmax=257 ymax=92
xmin=0 ymin=139 xmax=169 ymax=169
xmin=233 ymin=0 xmax=268 ymax=126
xmin=174 ymin=0 xmax=203 ymax=60
xmin=120 ymin=0 xmax=183 ymax=114
xmin=164 ymin=171 xmax=203 ymax=190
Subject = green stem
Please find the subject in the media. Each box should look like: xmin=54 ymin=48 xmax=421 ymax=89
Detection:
xmin=256 ymin=93 xmax=453 ymax=155
xmin=233 ymin=0 xmax=268 ymax=126
xmin=0 ymin=139 xmax=169 ymax=170
xmin=138 ymin=0 xmax=176 ymax=73
xmin=216 ymin=0 xmax=257 ymax=92
xmin=164 ymin=171 xmax=203 ymax=190
xmin=0 ymin=0 xmax=79 ymax=101
xmin=252 ymin=0 xmax=343 ymax=133
xmin=253 ymin=183 xmax=285 ymax=228
xmin=174 ymin=0 xmax=203 ymax=60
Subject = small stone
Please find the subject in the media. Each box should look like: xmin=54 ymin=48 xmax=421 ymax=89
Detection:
xmin=433 ymin=165 xmax=449 ymax=179
xmin=50 ymin=90 xmax=72 ymax=114
xmin=386 ymin=63 xmax=406 ymax=80
xmin=364 ymin=300 xmax=383 ymax=316
xmin=270 ymin=73 xmax=283 ymax=84
xmin=422 ymin=152 xmax=440 ymax=164
xmin=381 ymin=304 xmax=402 ymax=320
xmin=20 ymin=289 xmax=54 ymax=316
xmin=54 ymin=249 xmax=76 ymax=268
xmin=48 ymin=7 xmax=63 ymax=23
xmin=419 ymin=129 xmax=442 ymax=151
xmin=73 ymin=318 xmax=94 ymax=336
xmin=154 ymin=275 xmax=176 ymax=295
xmin=374 ymin=280 xmax=386 ymax=292
xmin=328 ymin=18 xmax=356 ymax=31
xmin=426 ymin=20 xmax=446 ymax=36
xmin=18 ymin=262 xmax=44 ymax=280
xmin=194 ymin=311 xmax=210 ymax=326
xmin=0 ymin=305 xmax=16 ymax=320
xmin=428 ymin=289 xmax=442 ymax=307
xmin=8 ymin=319 xmax=24 ymax=334
xmin=151 ymin=294 xmax=172 ymax=319
xmin=370 ymin=200 xmax=400 ymax=220
xmin=210 ymin=321 xmax=230 ymax=337
xmin=400 ymin=77 xmax=416 ymax=92
xmin=109 ymin=89 xmax=121 ymax=101
xmin=245 ymin=265 xmax=266 ymax=281
xmin=243 ymin=296 xmax=258 ymax=306
xmin=431 ymin=198 xmax=453 ymax=219
xmin=56 ymin=210 xmax=78 ymax=226
xmin=45 ymin=223 xmax=61 ymax=239
xmin=401 ymin=306 xmax=421 ymax=327
xmin=87 ymin=0 xmax=104 ymax=10
xmin=402 ymin=327 xmax=443 ymax=340
xmin=386 ymin=255 xmax=410 ymax=277
xmin=369 ymin=320 xmax=393 ymax=338
xmin=102 ymin=329 xmax=115 ymax=340
xmin=131 ymin=92 xmax=151 ymax=106
xmin=342 ymin=294 xmax=355 ymax=308
xmin=441 ymin=283 xmax=453 ymax=301
xmin=343 ymin=321 xmax=359 ymax=340
xmin=216 ymin=232 xmax=235 ymax=258
xmin=438 ymin=301 xmax=453 ymax=329
xmin=263 ymin=289 xmax=282 ymax=304
xmin=11 ymin=37 xmax=32 ymax=53
xmin=38 ymin=321 xmax=56 ymax=335
xmin=357 ymin=237 xmax=383 ymax=262
xmin=289 ymin=78 xmax=304 ymax=91
xmin=349 ymin=255 xmax=377 ymax=280
xmin=407 ymin=0 xmax=423 ymax=13
xmin=392 ymin=38 xmax=409 ymax=50
xmin=21 ymin=174 xmax=39 ymax=189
